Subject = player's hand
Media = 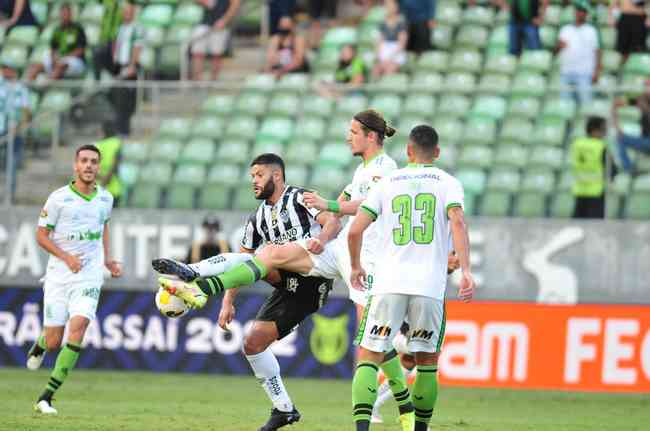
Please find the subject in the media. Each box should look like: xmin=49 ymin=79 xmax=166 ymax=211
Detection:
xmin=214 ymin=18 xmax=226 ymax=30
xmin=350 ymin=266 xmax=366 ymax=291
xmin=306 ymin=238 xmax=324 ymax=254
xmin=64 ymin=253 xmax=82 ymax=273
xmin=447 ymin=252 xmax=460 ymax=274
xmin=105 ymin=260 xmax=122 ymax=278
xmin=458 ymin=272 xmax=476 ymax=303
xmin=218 ymin=302 xmax=236 ymax=331
xmin=303 ymin=192 xmax=328 ymax=211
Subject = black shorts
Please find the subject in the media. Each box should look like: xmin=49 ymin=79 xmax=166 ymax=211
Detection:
xmin=573 ymin=196 xmax=605 ymax=219
xmin=256 ymin=270 xmax=333 ymax=339
xmin=616 ymin=14 xmax=647 ymax=55
xmin=309 ymin=0 xmax=337 ymax=20
xmin=407 ymin=21 xmax=432 ymax=54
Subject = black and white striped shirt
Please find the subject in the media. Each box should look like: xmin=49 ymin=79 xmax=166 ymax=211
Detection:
xmin=241 ymin=186 xmax=322 ymax=250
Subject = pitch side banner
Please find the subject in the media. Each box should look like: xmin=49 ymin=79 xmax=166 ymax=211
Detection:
xmin=0 ymin=287 xmax=356 ymax=377
xmin=1 ymin=207 xmax=650 ymax=303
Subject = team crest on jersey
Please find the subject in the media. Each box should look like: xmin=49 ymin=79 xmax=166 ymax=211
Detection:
xmin=310 ymin=314 xmax=349 ymax=365
xmin=279 ymin=210 xmax=290 ymax=223
xmin=286 ymin=277 xmax=298 ymax=293
xmin=372 ymin=176 xmax=382 ymax=182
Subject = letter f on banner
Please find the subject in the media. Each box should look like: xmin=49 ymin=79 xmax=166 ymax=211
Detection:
xmin=564 ymin=318 xmax=601 ymax=383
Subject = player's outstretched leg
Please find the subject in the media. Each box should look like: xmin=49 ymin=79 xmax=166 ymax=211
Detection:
xmin=379 ymin=349 xmax=415 ymax=430
xmin=152 ymin=253 xmax=254 ymax=281
xmin=26 ymin=334 xmax=47 ymax=370
xmin=152 ymin=258 xmax=200 ymax=282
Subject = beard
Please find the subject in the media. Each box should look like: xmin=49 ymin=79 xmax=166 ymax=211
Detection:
xmin=256 ymin=178 xmax=275 ymax=200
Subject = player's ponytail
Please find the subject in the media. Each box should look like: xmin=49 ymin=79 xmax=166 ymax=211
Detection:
xmin=384 ymin=125 xmax=396 ymax=138
xmin=354 ymin=109 xmax=396 ymax=143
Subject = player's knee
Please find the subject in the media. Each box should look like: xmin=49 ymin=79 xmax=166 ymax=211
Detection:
xmin=243 ymin=332 xmax=274 ymax=355
xmin=45 ymin=334 xmax=62 ymax=351
xmin=414 ymin=351 xmax=439 ymax=366
xmin=264 ymin=245 xmax=290 ymax=267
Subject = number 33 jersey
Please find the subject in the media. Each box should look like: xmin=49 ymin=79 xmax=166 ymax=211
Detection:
xmin=360 ymin=164 xmax=464 ymax=300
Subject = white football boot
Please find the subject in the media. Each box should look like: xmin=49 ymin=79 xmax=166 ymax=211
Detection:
xmin=34 ymin=400 xmax=57 ymax=415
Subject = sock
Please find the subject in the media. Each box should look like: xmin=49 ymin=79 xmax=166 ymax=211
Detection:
xmin=32 ymin=334 xmax=46 ymax=356
xmin=373 ymin=380 xmax=393 ymax=411
xmin=246 ymin=348 xmax=293 ymax=412
xmin=44 ymin=342 xmax=81 ymax=394
xmin=352 ymin=361 xmax=379 ymax=430
xmin=380 ymin=350 xmax=414 ymax=415
xmin=412 ymin=365 xmax=438 ymax=431
xmin=196 ymin=258 xmax=269 ymax=296
xmin=189 ymin=253 xmax=253 ymax=277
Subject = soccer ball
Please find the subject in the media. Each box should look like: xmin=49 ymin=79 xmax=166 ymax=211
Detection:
xmin=155 ymin=287 xmax=189 ymax=318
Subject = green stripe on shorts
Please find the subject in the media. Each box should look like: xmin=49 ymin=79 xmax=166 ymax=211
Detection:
xmin=436 ymin=300 xmax=447 ymax=353
xmin=354 ymin=296 xmax=372 ymax=346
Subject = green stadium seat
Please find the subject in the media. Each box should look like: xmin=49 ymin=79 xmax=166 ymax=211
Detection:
xmin=533 ymin=121 xmax=566 ymax=147
xmin=165 ymin=24 xmax=194 ymax=45
xmin=130 ymin=184 xmax=162 ymax=208
xmin=518 ymin=51 xmax=552 ymax=73
xmin=550 ymin=192 xmax=575 ymax=218
xmin=415 ymin=51 xmax=449 ymax=73
xmin=322 ymin=27 xmax=357 ymax=49
xmin=443 ymin=72 xmax=476 ymax=94
xmin=267 ymin=93 xmax=300 ymax=117
xmin=139 ymin=46 xmax=156 ymax=72
xmin=143 ymin=26 xmax=165 ymax=47
xmin=542 ymin=97 xmax=577 ymax=122
xmin=433 ymin=116 xmax=464 ymax=141
xmin=234 ymin=92 xmax=268 ymax=116
xmin=521 ymin=169 xmax=556 ymax=193
xmin=208 ymin=165 xmax=242 ymax=185
xmin=39 ymin=90 xmax=72 ymax=112
xmin=5 ymin=26 xmax=39 ymax=47
xmin=463 ymin=6 xmax=495 ymax=26
xmin=457 ymin=145 xmax=493 ymax=169
xmin=276 ymin=73 xmax=310 ymax=93
xmin=610 ymin=173 xmax=632 ymax=195
xmin=318 ymin=143 xmax=353 ymax=168
xmin=121 ymin=142 xmax=148 ymax=162
xmin=499 ymin=119 xmax=532 ymax=145
xmin=302 ymin=94 xmax=334 ymax=118
xmin=398 ymin=116 xmax=429 ymax=136
xmin=336 ymin=95 xmax=368 ymax=116
xmin=477 ymin=74 xmax=511 ymax=96
xmin=225 ymin=116 xmax=258 ymax=140
xmin=463 ymin=118 xmax=497 ymax=146
xmin=192 ymin=116 xmax=224 ymax=140
xmin=626 ymin=193 xmax=650 ymax=219
xmin=1 ymin=45 xmax=29 ymax=70
xmin=363 ymin=6 xmax=386 ymax=25
xmin=198 ymin=185 xmax=231 ymax=210
xmin=449 ymin=50 xmax=483 ymax=73
xmin=623 ymin=53 xmax=650 ymax=77
xmin=632 ymin=174 xmax=650 ymax=192
xmin=139 ymin=4 xmax=174 ymax=28
xmin=487 ymin=26 xmax=508 ymax=53
xmin=540 ymin=26 xmax=557 ymax=49
xmin=167 ymin=185 xmax=196 ymax=209
xmin=358 ymin=24 xmax=380 ymax=47
xmin=233 ymin=185 xmax=260 ymax=211
xmin=435 ymin=144 xmax=458 ymax=171
xmin=463 ymin=193 xmax=477 ymax=216
xmin=455 ymin=26 xmax=489 ymax=49
xmin=621 ymin=74 xmax=646 ymax=95
xmin=557 ymin=171 xmax=573 ymax=192
xmin=544 ymin=4 xmax=562 ymax=26
xmin=286 ymin=140 xmax=318 ymax=165
xmin=85 ymin=24 xmax=100 ymax=46
xmin=431 ymin=25 xmax=453 ymax=50
xmin=437 ymin=2 xmax=462 ymax=26
xmin=487 ymin=168 xmax=521 ymax=192
xmin=293 ymin=117 xmax=326 ymax=141
xmin=309 ymin=166 xmax=347 ymax=196
xmin=118 ymin=162 xmax=139 ymax=187
xmin=326 ymin=115 xmax=353 ymax=140
xmin=372 ymin=73 xmax=409 ymax=94
xmin=485 ymin=53 xmax=517 ymax=75
xmin=514 ymin=193 xmax=547 ymax=218
xmin=140 ymin=162 xmax=173 ymax=185
xmin=369 ymin=94 xmax=402 ymax=121
xmin=437 ymin=95 xmax=470 ymax=117
xmin=201 ymin=94 xmax=235 ymax=116
xmin=313 ymin=46 xmax=340 ymax=72
xmin=285 ymin=166 xmax=309 ymax=186
xmin=158 ymin=117 xmax=192 ymax=140
xmin=470 ymin=96 xmax=507 ymax=120
xmin=507 ymin=97 xmax=540 ymax=120
xmin=559 ymin=5 xmax=575 ymax=26
xmin=601 ymin=50 xmax=622 ymax=73
xmin=173 ymin=164 xmax=207 ymax=186
xmin=409 ymin=73 xmax=444 ymax=94
xmin=252 ymin=138 xmax=284 ymax=158
xmin=150 ymin=139 xmax=183 ymax=162
xmin=494 ymin=145 xmax=529 ymax=169
xmin=529 ymin=146 xmax=564 ymax=169
xmin=600 ymin=27 xmax=616 ymax=50
xmin=402 ymin=94 xmax=436 ymax=117
xmin=27 ymin=43 xmax=47 ymax=66
xmin=174 ymin=3 xmax=204 ymax=25
xmin=257 ymin=117 xmax=293 ymax=141
xmin=180 ymin=138 xmax=215 ymax=165
xmin=456 ymin=168 xmax=487 ymax=194
xmin=243 ymin=73 xmax=276 ymax=93
xmin=481 ymin=191 xmax=512 ymax=217
xmin=387 ymin=142 xmax=408 ymax=166
xmin=216 ymin=140 xmax=250 ymax=164
xmin=511 ymin=73 xmax=547 ymax=98
xmin=38 ymin=23 xmax=56 ymax=44
xmin=30 ymin=0 xmax=49 ymax=24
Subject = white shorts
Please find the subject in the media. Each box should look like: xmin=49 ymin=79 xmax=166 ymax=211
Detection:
xmin=191 ymin=25 xmax=230 ymax=56
xmin=43 ymin=278 xmax=102 ymax=327
xmin=43 ymin=52 xmax=86 ymax=77
xmin=356 ymin=294 xmax=445 ymax=354
xmin=378 ymin=41 xmax=407 ymax=65
xmin=296 ymin=237 xmax=372 ymax=306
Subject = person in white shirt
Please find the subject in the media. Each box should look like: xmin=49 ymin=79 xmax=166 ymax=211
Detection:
xmin=556 ymin=0 xmax=602 ymax=105
xmin=26 ymin=144 xmax=122 ymax=415
xmin=348 ymin=124 xmax=475 ymax=431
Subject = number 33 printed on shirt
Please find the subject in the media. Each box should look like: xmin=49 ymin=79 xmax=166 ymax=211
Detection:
xmin=392 ymin=193 xmax=436 ymax=245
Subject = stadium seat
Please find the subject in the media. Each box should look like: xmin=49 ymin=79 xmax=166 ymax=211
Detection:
xmin=150 ymin=139 xmax=182 ymax=163
xmin=518 ymin=51 xmax=552 ymax=74
xmin=494 ymin=145 xmax=529 ymax=169
xmin=201 ymin=94 xmax=235 ymax=116
xmin=234 ymin=92 xmax=268 ymax=116
xmin=293 ymin=117 xmax=326 ymax=141
xmin=600 ymin=27 xmax=616 ymax=50
xmin=130 ymin=184 xmax=162 ymax=208
xmin=487 ymin=168 xmax=521 ymax=192
xmin=521 ymin=169 xmax=556 ymax=194
xmin=198 ymin=185 xmax=232 ymax=210
xmin=500 ymin=119 xmax=533 ymax=145
xmin=457 ymin=145 xmax=493 ymax=169
xmin=437 ymin=2 xmax=462 ymax=25
xmin=318 ymin=143 xmax=353 ymax=168
xmin=30 ymin=0 xmax=49 ymax=24
xmin=313 ymin=46 xmax=340 ymax=72
xmin=336 ymin=95 xmax=368 ymax=116
xmin=398 ymin=115 xmax=430 ymax=135
xmin=409 ymin=73 xmax=444 ymax=94
xmin=480 ymin=191 xmax=512 ymax=217
xmin=550 ymin=192 xmax=575 ymax=218
xmin=431 ymin=25 xmax=453 ymax=50
xmin=544 ymin=4 xmax=562 ymax=26
xmin=462 ymin=6 xmax=495 ymax=26
xmin=601 ymin=50 xmax=622 ymax=74
xmin=1 ymin=45 xmax=29 ymax=71
xmin=173 ymin=3 xmax=204 ymax=26
xmin=233 ymin=185 xmax=260 ymax=211
xmin=437 ymin=95 xmax=470 ymax=117
xmin=5 ymin=26 xmax=39 ymax=47
xmin=511 ymin=73 xmax=547 ymax=98
xmin=455 ymin=26 xmax=489 ymax=49
xmin=358 ymin=24 xmax=380 ymax=47
xmin=449 ymin=50 xmax=483 ymax=73
xmin=321 ymin=27 xmax=357 ymax=49
xmin=192 ymin=116 xmax=225 ymax=140
xmin=540 ymin=26 xmax=557 ymax=49
xmin=369 ymin=94 xmax=402 ymax=121
xmin=121 ymin=142 xmax=148 ymax=162
xmin=487 ymin=26 xmax=508 ymax=53
xmin=484 ymin=53 xmax=517 ymax=75
xmin=302 ymin=94 xmax=334 ymax=118
xmin=402 ymin=94 xmax=436 ymax=117
xmin=139 ymin=162 xmax=173 ymax=185
xmin=167 ymin=185 xmax=196 ymax=209
xmin=477 ymin=74 xmax=511 ymax=96
xmin=309 ymin=166 xmax=347 ymax=196
xmin=144 ymin=26 xmax=165 ymax=47
xmin=363 ymin=6 xmax=386 ymax=25
xmin=216 ymin=140 xmax=250 ymax=164
xmin=415 ymin=51 xmax=449 ymax=73
xmin=514 ymin=193 xmax=547 ymax=218
xmin=632 ymin=174 xmax=650 ymax=192
xmin=372 ymin=73 xmax=409 ymax=94
xmin=610 ymin=173 xmax=632 ymax=195
xmin=623 ymin=53 xmax=650 ymax=77
xmin=620 ymin=74 xmax=646 ymax=95
xmin=85 ymin=24 xmax=100 ymax=46
xmin=456 ymin=168 xmax=487 ymax=194
xmin=606 ymin=194 xmax=622 ymax=219
xmin=533 ymin=120 xmax=566 ymax=146
xmin=257 ymin=117 xmax=294 ymax=141
xmin=529 ymin=146 xmax=564 ymax=170
xmin=118 ymin=162 xmax=139 ymax=187
xmin=276 ymin=73 xmax=310 ymax=93
xmin=443 ymin=73 xmax=476 ymax=95
xmin=158 ymin=117 xmax=192 ymax=140
xmin=541 ymin=97 xmax=577 ymax=122
xmin=180 ymin=138 xmax=215 ymax=165
xmin=286 ymin=140 xmax=318 ymax=166
xmin=507 ymin=97 xmax=541 ymax=119
xmin=173 ymin=164 xmax=207 ymax=186
xmin=626 ymin=193 xmax=650 ymax=219
xmin=225 ymin=116 xmax=258 ymax=140
xmin=139 ymin=4 xmax=174 ymax=28
xmin=433 ymin=116 xmax=464 ymax=141
xmin=39 ymin=90 xmax=72 ymax=112
xmin=208 ymin=165 xmax=242 ymax=185
xmin=470 ymin=96 xmax=507 ymax=120
xmin=267 ymin=93 xmax=300 ymax=117
xmin=243 ymin=74 xmax=276 ymax=93
xmin=463 ymin=118 xmax=497 ymax=146
xmin=285 ymin=166 xmax=309 ymax=186
xmin=252 ymin=138 xmax=284 ymax=156
xmin=435 ymin=144 xmax=457 ymax=171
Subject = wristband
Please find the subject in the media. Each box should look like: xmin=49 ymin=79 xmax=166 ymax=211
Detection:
xmin=327 ymin=200 xmax=341 ymax=213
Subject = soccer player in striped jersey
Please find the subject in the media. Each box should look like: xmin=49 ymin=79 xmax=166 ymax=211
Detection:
xmin=348 ymin=125 xmax=475 ymax=431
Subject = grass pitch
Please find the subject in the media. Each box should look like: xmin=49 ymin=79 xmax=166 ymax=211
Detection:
xmin=0 ymin=368 xmax=647 ymax=431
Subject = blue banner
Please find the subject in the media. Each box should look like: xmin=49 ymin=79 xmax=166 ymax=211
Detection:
xmin=0 ymin=287 xmax=356 ymax=378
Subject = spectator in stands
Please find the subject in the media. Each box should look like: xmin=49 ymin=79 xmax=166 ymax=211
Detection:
xmin=372 ymin=0 xmax=408 ymax=79
xmin=99 ymin=2 xmax=144 ymax=136
xmin=0 ymin=57 xmax=31 ymax=201
xmin=185 ymin=215 xmax=230 ymax=263
xmin=269 ymin=0 xmax=296 ymax=35
xmin=556 ymin=1 xmax=601 ymax=106
xmin=92 ymin=0 xmax=123 ymax=81
xmin=399 ymin=0 xmax=435 ymax=55
xmin=96 ymin=122 xmax=123 ymax=207
xmin=317 ymin=44 xmax=366 ymax=99
xmin=570 ymin=116 xmax=611 ymax=219
xmin=308 ymin=0 xmax=338 ymax=49
xmin=0 ymin=0 xmax=38 ymax=33
xmin=612 ymin=80 xmax=650 ymax=173
xmin=496 ymin=0 xmax=547 ymax=56
xmin=26 ymin=3 xmax=86 ymax=81
xmin=264 ymin=16 xmax=309 ymax=79
xmin=609 ymin=0 xmax=649 ymax=64
xmin=191 ymin=0 xmax=241 ymax=81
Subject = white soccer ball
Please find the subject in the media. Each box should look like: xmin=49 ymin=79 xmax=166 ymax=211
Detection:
xmin=155 ymin=287 xmax=189 ymax=318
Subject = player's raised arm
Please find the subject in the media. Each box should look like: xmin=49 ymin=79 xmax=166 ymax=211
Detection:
xmin=448 ymin=206 xmax=475 ymax=302
xmin=304 ymin=190 xmax=366 ymax=217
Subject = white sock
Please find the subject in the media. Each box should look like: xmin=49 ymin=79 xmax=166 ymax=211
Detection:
xmin=373 ymin=380 xmax=393 ymax=410
xmin=246 ymin=348 xmax=294 ymax=412
xmin=189 ymin=253 xmax=253 ymax=277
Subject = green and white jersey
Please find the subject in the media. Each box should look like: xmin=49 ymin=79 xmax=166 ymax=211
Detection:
xmin=340 ymin=152 xmax=397 ymax=259
xmin=360 ymin=163 xmax=464 ymax=300
xmin=38 ymin=182 xmax=113 ymax=283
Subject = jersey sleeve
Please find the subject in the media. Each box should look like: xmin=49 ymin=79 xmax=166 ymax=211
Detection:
xmin=296 ymin=189 xmax=321 ymax=219
xmin=444 ymin=178 xmax=465 ymax=214
xmin=341 ymin=184 xmax=352 ymax=200
xmin=240 ymin=212 xmax=262 ymax=250
xmin=38 ymin=194 xmax=61 ymax=230
xmin=360 ymin=179 xmax=385 ymax=221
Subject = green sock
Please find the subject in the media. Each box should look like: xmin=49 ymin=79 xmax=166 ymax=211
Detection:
xmin=37 ymin=335 xmax=46 ymax=350
xmin=197 ymin=258 xmax=269 ymax=295
xmin=380 ymin=350 xmax=414 ymax=415
xmin=412 ymin=365 xmax=438 ymax=431
xmin=45 ymin=342 xmax=81 ymax=393
xmin=352 ymin=361 xmax=379 ymax=429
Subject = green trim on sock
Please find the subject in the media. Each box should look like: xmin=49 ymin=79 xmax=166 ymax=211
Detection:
xmin=412 ymin=365 xmax=438 ymax=427
xmin=37 ymin=335 xmax=46 ymax=350
xmin=46 ymin=342 xmax=81 ymax=393
xmin=215 ymin=257 xmax=269 ymax=291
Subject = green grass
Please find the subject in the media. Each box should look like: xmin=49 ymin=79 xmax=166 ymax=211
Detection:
xmin=0 ymin=368 xmax=647 ymax=431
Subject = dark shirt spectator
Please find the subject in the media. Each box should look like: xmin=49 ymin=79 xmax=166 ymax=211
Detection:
xmin=373 ymin=0 xmax=408 ymax=79
xmin=399 ymin=0 xmax=435 ymax=54
xmin=0 ymin=0 xmax=38 ymax=31
xmin=268 ymin=0 xmax=296 ymax=35
xmin=613 ymin=80 xmax=650 ymax=173
xmin=497 ymin=0 xmax=548 ymax=56
xmin=186 ymin=216 xmax=230 ymax=263
xmin=92 ymin=0 xmax=122 ymax=81
xmin=265 ymin=16 xmax=309 ymax=79
xmin=609 ymin=0 xmax=649 ymax=63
